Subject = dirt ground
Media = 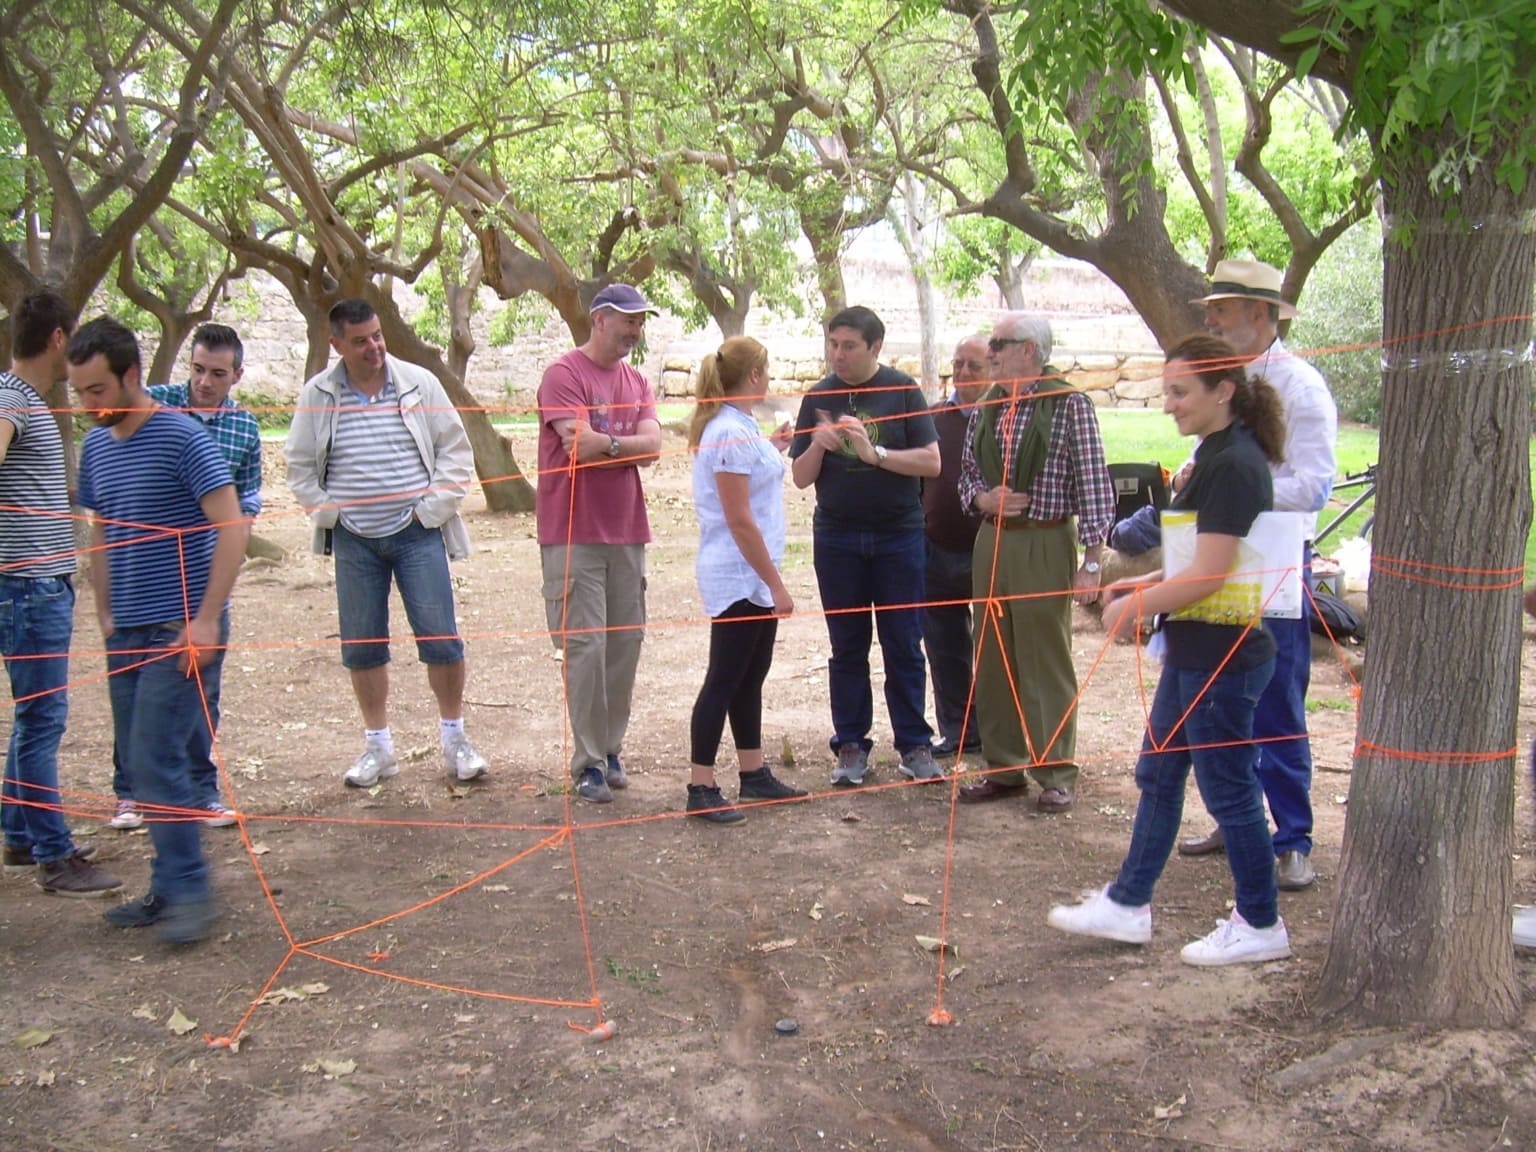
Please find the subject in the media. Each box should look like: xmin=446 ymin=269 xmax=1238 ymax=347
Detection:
xmin=4 ymin=426 xmax=1536 ymax=1152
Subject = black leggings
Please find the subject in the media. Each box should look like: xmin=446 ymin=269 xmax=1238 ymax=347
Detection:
xmin=689 ymin=599 xmax=779 ymax=767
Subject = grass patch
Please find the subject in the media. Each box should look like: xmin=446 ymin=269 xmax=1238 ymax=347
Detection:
xmin=1305 ymin=697 xmax=1355 ymax=713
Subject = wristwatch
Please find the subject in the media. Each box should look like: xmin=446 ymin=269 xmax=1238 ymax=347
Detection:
xmin=873 ymin=445 xmax=889 ymax=467
xmin=1084 ymin=560 xmax=1102 ymax=575
xmin=606 ymin=435 xmax=621 ymax=458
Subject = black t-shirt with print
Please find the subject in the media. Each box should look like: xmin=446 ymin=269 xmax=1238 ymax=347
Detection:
xmin=790 ymin=364 xmax=938 ymax=533
xmin=1162 ymin=423 xmax=1278 ymax=670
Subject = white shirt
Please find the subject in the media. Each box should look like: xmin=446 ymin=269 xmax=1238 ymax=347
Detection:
xmin=692 ymin=405 xmax=786 ymax=616
xmin=1250 ymin=338 xmax=1338 ymax=540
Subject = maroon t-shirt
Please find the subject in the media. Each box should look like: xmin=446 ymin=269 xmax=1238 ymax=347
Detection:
xmin=536 ymin=348 xmax=658 ymax=546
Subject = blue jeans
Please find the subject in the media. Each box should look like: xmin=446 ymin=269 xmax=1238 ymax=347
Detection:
xmin=333 ymin=521 xmax=464 ymax=669
xmin=1 ymin=574 xmax=77 ymax=864
xmin=1109 ymin=658 xmax=1280 ymax=929
xmin=1254 ymin=608 xmax=1314 ymax=856
xmin=112 ymin=605 xmax=227 ymax=807
xmin=921 ymin=541 xmax=978 ymax=749
xmin=813 ymin=527 xmax=932 ymax=752
xmin=107 ymin=623 xmax=226 ymax=905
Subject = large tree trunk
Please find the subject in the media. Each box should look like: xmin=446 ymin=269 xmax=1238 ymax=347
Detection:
xmin=1314 ymin=144 xmax=1535 ymax=1026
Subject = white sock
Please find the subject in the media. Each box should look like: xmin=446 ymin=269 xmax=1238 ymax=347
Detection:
xmin=440 ymin=717 xmax=465 ymax=747
xmin=365 ymin=727 xmax=393 ymax=755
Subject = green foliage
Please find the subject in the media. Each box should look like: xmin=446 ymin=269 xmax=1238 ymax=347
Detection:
xmin=1288 ymin=221 xmax=1384 ymax=424
xmin=232 ymin=387 xmax=292 ymax=431
xmin=1283 ymin=0 xmax=1536 ymax=195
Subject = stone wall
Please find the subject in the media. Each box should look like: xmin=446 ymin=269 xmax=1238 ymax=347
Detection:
xmin=145 ymin=256 xmax=1163 ymax=415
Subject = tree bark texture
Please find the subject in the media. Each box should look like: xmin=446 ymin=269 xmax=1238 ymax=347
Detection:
xmin=1314 ymin=146 xmax=1535 ymax=1026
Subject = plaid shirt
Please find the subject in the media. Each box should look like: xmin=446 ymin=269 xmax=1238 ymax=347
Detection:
xmin=957 ymin=381 xmax=1116 ymax=547
xmin=147 ymin=383 xmax=263 ymax=519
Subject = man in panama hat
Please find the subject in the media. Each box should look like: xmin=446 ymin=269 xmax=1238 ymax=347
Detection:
xmin=1175 ymin=258 xmax=1338 ymax=893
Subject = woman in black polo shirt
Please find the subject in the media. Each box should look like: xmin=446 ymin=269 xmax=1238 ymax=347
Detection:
xmin=1047 ymin=333 xmax=1291 ymax=967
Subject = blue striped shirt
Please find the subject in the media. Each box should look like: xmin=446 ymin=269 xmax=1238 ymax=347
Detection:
xmin=77 ymin=408 xmax=234 ymax=627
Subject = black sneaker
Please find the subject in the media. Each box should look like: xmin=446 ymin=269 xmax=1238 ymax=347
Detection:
xmin=738 ymin=768 xmax=808 ymax=801
xmin=157 ymin=900 xmax=216 ymax=945
xmin=686 ymin=784 xmax=746 ymax=826
xmin=605 ymin=753 xmax=629 ymax=790
xmin=104 ymin=892 xmax=169 ymax=928
xmin=37 ymin=852 xmax=124 ymax=898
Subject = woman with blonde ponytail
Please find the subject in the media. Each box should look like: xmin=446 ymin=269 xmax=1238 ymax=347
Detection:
xmin=1048 ymin=333 xmax=1293 ymax=968
xmin=685 ymin=337 xmax=804 ymax=825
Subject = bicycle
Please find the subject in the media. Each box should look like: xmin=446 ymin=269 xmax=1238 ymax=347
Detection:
xmin=1312 ymin=463 xmax=1376 ymax=548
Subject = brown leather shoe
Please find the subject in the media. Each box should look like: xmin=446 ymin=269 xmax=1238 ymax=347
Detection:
xmin=1035 ymin=787 xmax=1074 ymax=813
xmin=956 ymin=778 xmax=1027 ymax=804
xmin=1177 ymin=827 xmax=1225 ymax=856
xmin=1276 ymin=850 xmax=1316 ymax=891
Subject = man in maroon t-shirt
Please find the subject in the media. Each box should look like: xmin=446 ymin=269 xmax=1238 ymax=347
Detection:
xmin=537 ymin=284 xmax=663 ymax=804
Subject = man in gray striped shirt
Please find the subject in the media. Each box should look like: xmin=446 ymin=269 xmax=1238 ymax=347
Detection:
xmin=1 ymin=290 xmax=123 ymax=896
xmin=286 ymin=299 xmax=486 ymax=789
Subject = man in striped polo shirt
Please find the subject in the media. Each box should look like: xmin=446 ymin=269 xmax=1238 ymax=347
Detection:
xmin=1 ymin=291 xmax=123 ymax=897
xmin=286 ymin=299 xmax=486 ymax=789
xmin=70 ymin=316 xmax=246 ymax=944
xmin=110 ymin=322 xmax=261 ymax=830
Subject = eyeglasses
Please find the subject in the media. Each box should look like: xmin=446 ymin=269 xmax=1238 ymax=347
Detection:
xmin=988 ymin=337 xmax=1031 ymax=353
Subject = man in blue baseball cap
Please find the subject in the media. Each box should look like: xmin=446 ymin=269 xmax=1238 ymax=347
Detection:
xmin=537 ymin=284 xmax=663 ymax=803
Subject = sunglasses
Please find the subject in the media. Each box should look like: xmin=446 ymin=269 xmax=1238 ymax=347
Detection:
xmin=987 ymin=337 xmax=1031 ymax=353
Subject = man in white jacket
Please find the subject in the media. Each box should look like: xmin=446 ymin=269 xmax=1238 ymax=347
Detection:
xmin=286 ymin=298 xmax=487 ymax=788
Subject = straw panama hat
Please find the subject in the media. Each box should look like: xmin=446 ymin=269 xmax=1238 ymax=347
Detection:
xmin=1191 ymin=259 xmax=1299 ymax=319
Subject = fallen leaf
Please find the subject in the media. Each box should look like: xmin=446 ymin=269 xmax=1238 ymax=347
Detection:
xmin=915 ymin=935 xmax=958 ymax=958
xmin=166 ymin=1008 xmax=198 ymax=1036
xmin=1153 ymin=1093 xmax=1187 ymax=1121
xmin=840 ymin=811 xmax=862 ymax=823
xmin=300 ymin=982 xmax=329 ymax=996
xmin=779 ymin=736 xmax=796 ymax=767
xmin=130 ymin=1005 xmax=156 ymax=1021
xmin=946 ymin=965 xmax=967 ymax=982
xmin=305 ymin=1058 xmax=356 ymax=1078
xmin=448 ymin=785 xmax=473 ymax=799
xmin=754 ymin=938 xmax=797 ymax=954
xmin=483 ymin=884 xmax=511 ymax=893
xmin=249 ymin=842 xmax=271 ymax=856
xmin=901 ymin=894 xmax=931 ymax=906
xmin=14 ymin=1028 xmax=52 ymax=1049
xmin=35 ymin=1070 xmax=55 ymax=1087
xmin=808 ymin=902 xmax=823 ymax=922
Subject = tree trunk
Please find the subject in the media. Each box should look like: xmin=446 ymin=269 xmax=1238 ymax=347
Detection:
xmin=801 ymin=215 xmax=847 ymax=320
xmin=1314 ymin=144 xmax=1535 ymax=1026
xmin=146 ymin=318 xmax=194 ymax=386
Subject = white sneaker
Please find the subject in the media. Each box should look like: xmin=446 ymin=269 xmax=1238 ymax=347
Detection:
xmin=443 ymin=733 xmax=488 ymax=782
xmin=1047 ymin=885 xmax=1152 ymax=944
xmin=1514 ymin=906 xmax=1536 ymax=949
xmin=1181 ymin=910 xmax=1292 ymax=967
xmin=344 ymin=745 xmax=399 ymax=788
xmin=108 ymin=801 xmax=143 ymax=830
xmin=202 ymin=801 xmax=238 ymax=828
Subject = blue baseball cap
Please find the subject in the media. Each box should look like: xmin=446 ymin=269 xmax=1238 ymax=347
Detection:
xmin=589 ymin=283 xmax=659 ymax=315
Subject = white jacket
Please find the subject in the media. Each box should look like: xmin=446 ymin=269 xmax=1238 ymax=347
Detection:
xmin=285 ymin=354 xmax=474 ymax=559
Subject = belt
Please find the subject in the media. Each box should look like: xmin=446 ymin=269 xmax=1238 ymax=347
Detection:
xmin=983 ymin=516 xmax=1069 ymax=530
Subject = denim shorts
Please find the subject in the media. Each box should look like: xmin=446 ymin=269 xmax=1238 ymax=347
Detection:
xmin=333 ymin=520 xmax=464 ymax=669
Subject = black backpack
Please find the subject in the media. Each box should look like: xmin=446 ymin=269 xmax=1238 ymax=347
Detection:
xmin=1309 ymin=590 xmax=1364 ymax=643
